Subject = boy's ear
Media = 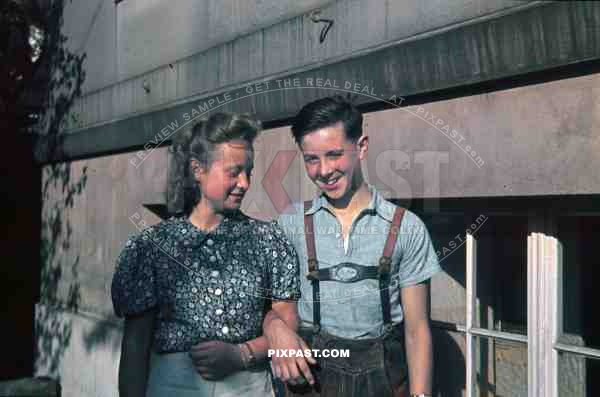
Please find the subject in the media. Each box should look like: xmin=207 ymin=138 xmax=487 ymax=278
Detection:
xmin=357 ymin=135 xmax=369 ymax=159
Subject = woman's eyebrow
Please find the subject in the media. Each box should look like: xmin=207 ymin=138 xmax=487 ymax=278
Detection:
xmin=224 ymin=164 xmax=242 ymax=171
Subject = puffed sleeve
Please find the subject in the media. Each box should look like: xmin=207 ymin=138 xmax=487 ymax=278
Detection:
xmin=266 ymin=221 xmax=301 ymax=301
xmin=111 ymin=230 xmax=158 ymax=317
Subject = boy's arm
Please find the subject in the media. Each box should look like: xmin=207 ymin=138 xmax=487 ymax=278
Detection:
xmin=401 ymin=282 xmax=433 ymax=396
xmin=264 ymin=301 xmax=316 ymax=385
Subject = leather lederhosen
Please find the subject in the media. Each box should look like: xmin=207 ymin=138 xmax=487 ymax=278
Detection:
xmin=286 ymin=202 xmax=409 ymax=397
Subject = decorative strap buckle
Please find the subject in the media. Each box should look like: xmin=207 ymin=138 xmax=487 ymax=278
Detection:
xmin=306 ymin=270 xmax=320 ymax=281
xmin=378 ymin=256 xmax=392 ymax=274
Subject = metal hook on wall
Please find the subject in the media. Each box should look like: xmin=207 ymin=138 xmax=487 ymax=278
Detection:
xmin=309 ymin=10 xmax=334 ymax=43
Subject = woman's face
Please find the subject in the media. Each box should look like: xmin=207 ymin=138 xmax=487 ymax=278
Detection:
xmin=195 ymin=140 xmax=254 ymax=213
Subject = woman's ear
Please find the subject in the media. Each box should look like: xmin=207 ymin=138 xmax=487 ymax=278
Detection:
xmin=190 ymin=159 xmax=206 ymax=183
xmin=357 ymin=135 xmax=369 ymax=160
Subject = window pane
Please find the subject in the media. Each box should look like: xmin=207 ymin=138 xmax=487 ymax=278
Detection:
xmin=475 ymin=215 xmax=528 ymax=334
xmin=558 ymin=215 xmax=600 ymax=351
xmin=476 ymin=336 xmax=527 ymax=397
xmin=558 ymin=351 xmax=600 ymax=397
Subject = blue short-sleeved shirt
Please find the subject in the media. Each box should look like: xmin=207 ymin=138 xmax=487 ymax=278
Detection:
xmin=111 ymin=213 xmax=300 ymax=352
xmin=277 ymin=186 xmax=442 ymax=339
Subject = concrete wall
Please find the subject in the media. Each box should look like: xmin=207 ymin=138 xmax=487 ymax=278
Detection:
xmin=363 ymin=72 xmax=600 ymax=198
xmin=60 ymin=0 xmax=530 ymax=130
xmin=35 ymin=149 xmax=167 ymax=396
xmin=62 ymin=0 xmax=336 ymax=95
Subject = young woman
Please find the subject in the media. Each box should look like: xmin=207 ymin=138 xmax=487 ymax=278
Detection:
xmin=112 ymin=113 xmax=300 ymax=397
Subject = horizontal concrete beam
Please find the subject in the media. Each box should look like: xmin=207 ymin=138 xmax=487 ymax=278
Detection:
xmin=36 ymin=1 xmax=600 ymax=163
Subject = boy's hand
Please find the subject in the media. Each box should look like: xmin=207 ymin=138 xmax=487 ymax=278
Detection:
xmin=265 ymin=319 xmax=316 ymax=385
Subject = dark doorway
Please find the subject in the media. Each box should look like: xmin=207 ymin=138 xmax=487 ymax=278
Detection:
xmin=0 ymin=133 xmax=41 ymax=379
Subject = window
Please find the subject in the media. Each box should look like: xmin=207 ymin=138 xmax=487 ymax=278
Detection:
xmin=413 ymin=199 xmax=530 ymax=396
xmin=555 ymin=215 xmax=600 ymax=396
xmin=415 ymin=197 xmax=600 ymax=396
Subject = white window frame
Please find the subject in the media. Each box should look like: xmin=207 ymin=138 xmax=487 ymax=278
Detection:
xmin=461 ymin=219 xmax=600 ymax=396
xmin=431 ymin=211 xmax=600 ymax=395
xmin=545 ymin=216 xmax=600 ymax=397
xmin=464 ymin=233 xmax=528 ymax=397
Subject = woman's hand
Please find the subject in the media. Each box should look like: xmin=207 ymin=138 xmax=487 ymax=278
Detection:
xmin=189 ymin=340 xmax=245 ymax=380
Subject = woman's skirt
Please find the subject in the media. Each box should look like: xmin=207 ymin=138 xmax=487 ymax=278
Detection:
xmin=146 ymin=351 xmax=274 ymax=397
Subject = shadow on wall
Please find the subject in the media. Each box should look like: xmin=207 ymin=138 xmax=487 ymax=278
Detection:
xmin=34 ymin=0 xmax=87 ymax=381
xmin=432 ymin=329 xmax=466 ymax=397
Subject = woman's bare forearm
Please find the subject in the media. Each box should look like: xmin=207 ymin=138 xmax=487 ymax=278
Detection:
xmin=119 ymin=310 xmax=156 ymax=397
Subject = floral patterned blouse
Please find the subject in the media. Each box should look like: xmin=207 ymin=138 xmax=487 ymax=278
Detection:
xmin=111 ymin=212 xmax=300 ymax=353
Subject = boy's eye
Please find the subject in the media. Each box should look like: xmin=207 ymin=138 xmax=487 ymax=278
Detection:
xmin=304 ymin=156 xmax=319 ymax=163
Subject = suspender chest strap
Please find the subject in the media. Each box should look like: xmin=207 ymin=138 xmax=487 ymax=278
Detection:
xmin=303 ymin=203 xmax=406 ymax=328
xmin=304 ymin=200 xmax=321 ymax=329
xmin=379 ymin=207 xmax=405 ymax=325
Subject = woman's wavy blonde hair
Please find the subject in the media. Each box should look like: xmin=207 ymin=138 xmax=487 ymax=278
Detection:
xmin=170 ymin=113 xmax=261 ymax=214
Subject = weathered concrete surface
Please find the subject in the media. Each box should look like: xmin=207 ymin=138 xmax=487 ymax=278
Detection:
xmin=557 ymin=334 xmax=587 ymax=397
xmin=48 ymin=1 xmax=600 ymax=163
xmin=228 ymin=125 xmax=316 ymax=221
xmin=34 ymin=303 xmax=122 ymax=397
xmin=61 ymin=0 xmax=534 ymax=128
xmin=61 ymin=0 xmax=117 ymax=96
xmin=427 ymin=213 xmax=468 ymax=325
xmin=363 ymin=72 xmax=600 ymax=198
xmin=36 ymin=150 xmax=168 ymax=397
xmin=61 ymin=0 xmax=336 ymax=95
xmin=494 ymin=340 xmax=528 ymax=397
xmin=40 ymin=149 xmax=167 ymax=317
xmin=116 ymin=0 xmax=337 ymax=83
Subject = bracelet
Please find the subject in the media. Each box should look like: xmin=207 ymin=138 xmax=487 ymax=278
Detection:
xmin=237 ymin=342 xmax=257 ymax=369
xmin=243 ymin=342 xmax=257 ymax=368
xmin=238 ymin=343 xmax=250 ymax=369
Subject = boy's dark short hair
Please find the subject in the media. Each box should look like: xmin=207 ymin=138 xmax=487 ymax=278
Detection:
xmin=291 ymin=96 xmax=363 ymax=144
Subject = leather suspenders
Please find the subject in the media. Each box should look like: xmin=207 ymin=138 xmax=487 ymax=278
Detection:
xmin=379 ymin=206 xmax=405 ymax=326
xmin=304 ymin=201 xmax=321 ymax=329
xmin=303 ymin=201 xmax=406 ymax=329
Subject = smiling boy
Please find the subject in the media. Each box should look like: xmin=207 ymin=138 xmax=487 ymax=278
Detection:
xmin=263 ymin=96 xmax=442 ymax=397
